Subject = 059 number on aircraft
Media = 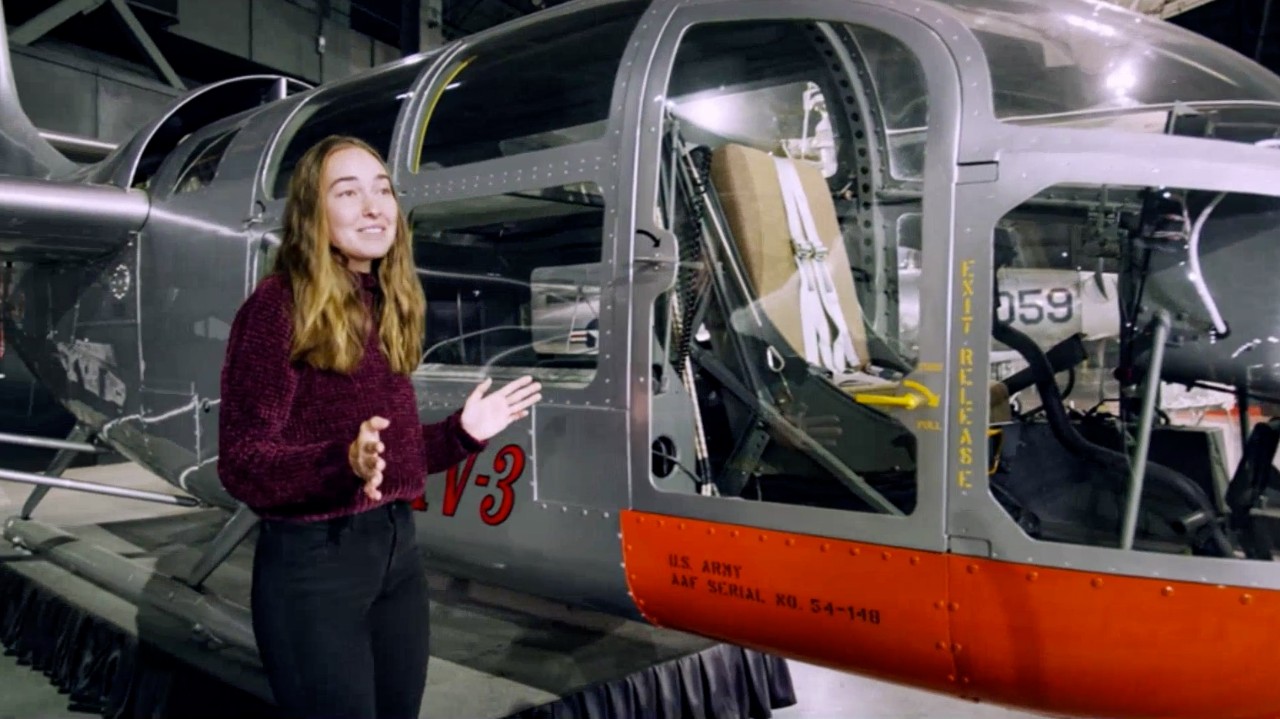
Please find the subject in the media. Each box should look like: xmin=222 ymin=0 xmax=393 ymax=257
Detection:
xmin=996 ymin=287 xmax=1074 ymax=326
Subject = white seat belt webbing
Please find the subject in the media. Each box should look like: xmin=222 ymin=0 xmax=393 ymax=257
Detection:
xmin=772 ymin=157 xmax=861 ymax=374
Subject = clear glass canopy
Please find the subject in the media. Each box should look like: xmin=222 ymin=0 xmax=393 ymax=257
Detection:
xmin=944 ymin=0 xmax=1280 ymax=126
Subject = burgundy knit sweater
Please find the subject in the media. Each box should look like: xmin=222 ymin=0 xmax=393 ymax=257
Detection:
xmin=217 ymin=271 xmax=485 ymax=521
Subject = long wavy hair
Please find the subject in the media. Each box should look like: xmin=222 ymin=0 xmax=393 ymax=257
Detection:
xmin=272 ymin=135 xmax=425 ymax=375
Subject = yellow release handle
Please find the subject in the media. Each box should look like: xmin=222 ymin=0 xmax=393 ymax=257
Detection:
xmin=853 ymin=393 xmax=922 ymax=409
xmin=852 ymin=380 xmax=939 ymax=411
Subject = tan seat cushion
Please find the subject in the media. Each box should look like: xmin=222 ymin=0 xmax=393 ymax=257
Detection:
xmin=710 ymin=143 xmax=871 ymax=370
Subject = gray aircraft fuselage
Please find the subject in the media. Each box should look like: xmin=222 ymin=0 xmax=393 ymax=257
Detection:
xmin=7 ymin=1 xmax=1280 ymax=717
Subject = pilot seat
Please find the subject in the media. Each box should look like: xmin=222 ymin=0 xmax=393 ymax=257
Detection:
xmin=706 ymin=142 xmax=1011 ymax=419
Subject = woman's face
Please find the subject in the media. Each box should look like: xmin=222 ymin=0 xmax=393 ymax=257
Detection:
xmin=322 ymin=146 xmax=398 ymax=273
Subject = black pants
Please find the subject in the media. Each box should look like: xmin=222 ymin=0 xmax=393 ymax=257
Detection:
xmin=251 ymin=501 xmax=429 ymax=719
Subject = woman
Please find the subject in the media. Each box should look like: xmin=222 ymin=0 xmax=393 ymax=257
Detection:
xmin=218 ymin=135 xmax=541 ymax=719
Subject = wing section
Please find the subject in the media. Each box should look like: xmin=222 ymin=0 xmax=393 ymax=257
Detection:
xmin=0 ymin=2 xmax=142 ymax=260
xmin=0 ymin=177 xmax=149 ymax=260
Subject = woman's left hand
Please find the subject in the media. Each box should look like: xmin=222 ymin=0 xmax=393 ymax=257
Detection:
xmin=460 ymin=375 xmax=543 ymax=442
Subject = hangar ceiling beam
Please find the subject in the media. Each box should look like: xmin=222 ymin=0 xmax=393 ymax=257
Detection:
xmin=9 ymin=0 xmax=107 ymax=46
xmin=1107 ymin=0 xmax=1222 ymax=18
xmin=1153 ymin=0 xmax=1221 ymax=17
xmin=105 ymin=0 xmax=183 ymax=90
xmin=8 ymin=0 xmax=183 ymax=90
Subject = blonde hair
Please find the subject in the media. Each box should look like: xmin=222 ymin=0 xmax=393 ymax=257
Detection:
xmin=272 ymin=135 xmax=425 ymax=375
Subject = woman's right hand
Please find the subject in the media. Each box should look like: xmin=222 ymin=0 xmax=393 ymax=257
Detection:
xmin=349 ymin=416 xmax=389 ymax=501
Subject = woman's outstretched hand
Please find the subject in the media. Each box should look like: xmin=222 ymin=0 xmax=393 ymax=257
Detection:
xmin=460 ymin=376 xmax=543 ymax=442
xmin=349 ymin=416 xmax=388 ymax=501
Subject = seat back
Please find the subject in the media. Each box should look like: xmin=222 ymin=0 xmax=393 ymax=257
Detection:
xmin=709 ymin=143 xmax=870 ymax=370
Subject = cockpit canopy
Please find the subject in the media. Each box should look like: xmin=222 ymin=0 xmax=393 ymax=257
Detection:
xmin=944 ymin=0 xmax=1280 ymax=126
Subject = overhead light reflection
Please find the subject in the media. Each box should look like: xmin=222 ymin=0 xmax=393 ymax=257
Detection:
xmin=1106 ymin=61 xmax=1138 ymax=95
xmin=1066 ymin=14 xmax=1117 ymax=38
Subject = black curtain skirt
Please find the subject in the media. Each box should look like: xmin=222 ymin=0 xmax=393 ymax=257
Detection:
xmin=1 ymin=564 xmax=798 ymax=719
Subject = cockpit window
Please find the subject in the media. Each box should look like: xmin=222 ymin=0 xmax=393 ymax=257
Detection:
xmin=414 ymin=1 xmax=646 ymax=170
xmin=983 ymin=179 xmax=1280 ymax=563
xmin=409 ymin=182 xmax=605 ymax=387
xmin=172 ymin=129 xmax=238 ymax=195
xmin=646 ymin=19 xmax=934 ymax=516
xmin=848 ymin=26 xmax=929 ymax=132
xmin=946 ymin=0 xmax=1280 ymax=124
xmin=665 ymin=21 xmax=927 ymax=181
xmin=268 ymin=59 xmax=428 ymax=198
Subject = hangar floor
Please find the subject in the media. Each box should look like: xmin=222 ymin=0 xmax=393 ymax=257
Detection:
xmin=0 ymin=464 xmax=1035 ymax=719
